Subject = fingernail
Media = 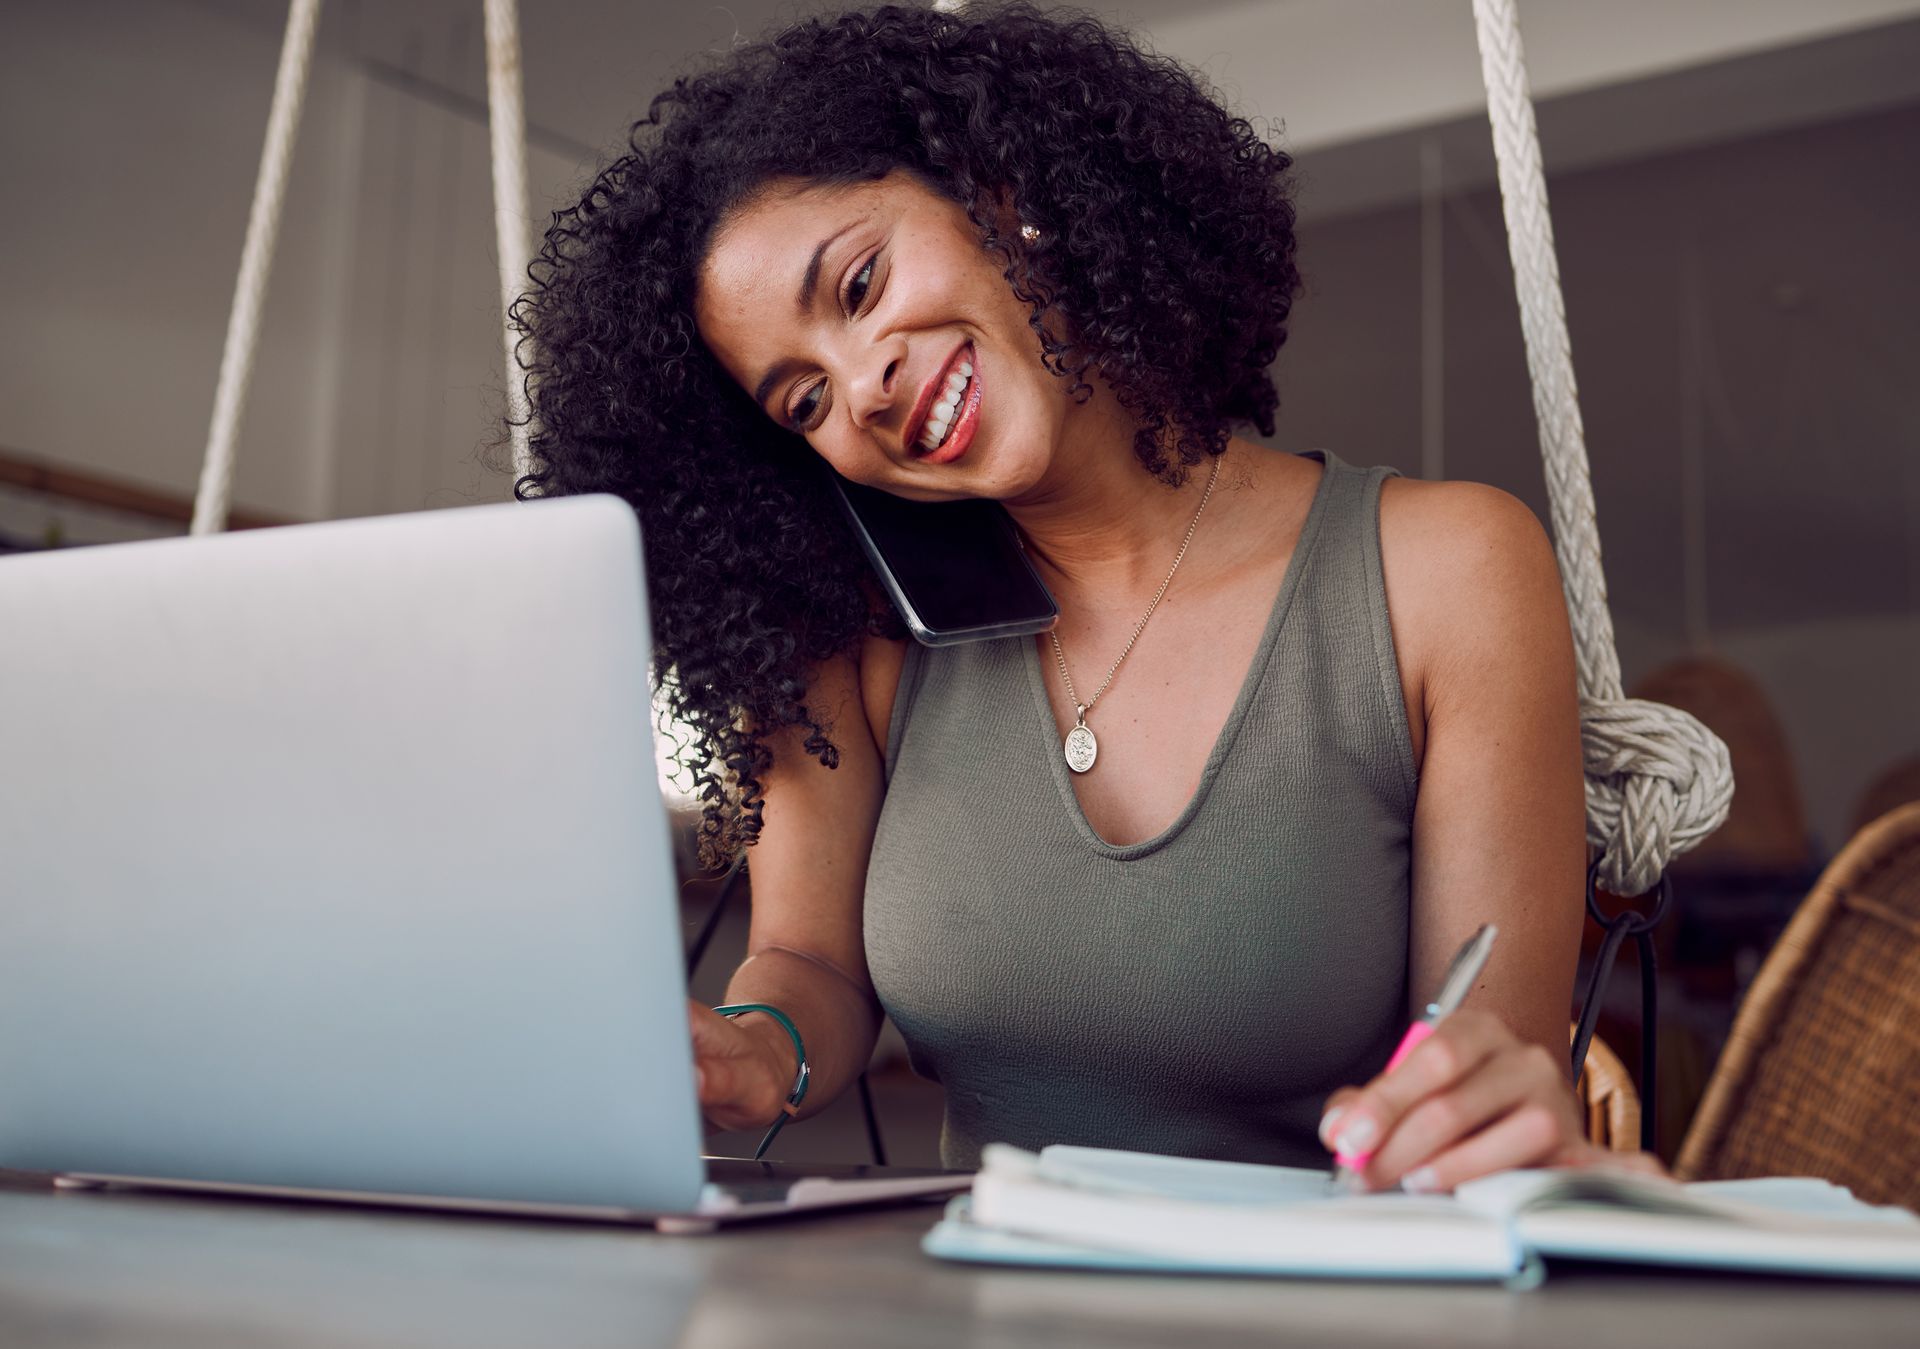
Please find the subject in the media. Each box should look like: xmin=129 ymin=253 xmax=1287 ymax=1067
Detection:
xmin=1317 ymin=1106 xmax=1346 ymax=1148
xmin=1402 ymin=1167 xmax=1440 ymax=1194
xmin=1333 ymin=1115 xmax=1378 ymax=1157
xmin=695 ymin=1066 xmax=706 ymax=1096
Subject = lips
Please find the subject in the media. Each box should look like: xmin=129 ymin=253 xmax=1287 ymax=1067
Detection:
xmin=920 ymin=361 xmax=981 ymax=465
xmin=906 ymin=341 xmax=974 ymax=456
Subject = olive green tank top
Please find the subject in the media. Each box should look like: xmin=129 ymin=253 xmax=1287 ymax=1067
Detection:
xmin=864 ymin=451 xmax=1418 ymax=1169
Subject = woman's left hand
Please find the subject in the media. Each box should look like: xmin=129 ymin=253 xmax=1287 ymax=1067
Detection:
xmin=1318 ymin=1009 xmax=1665 ymax=1193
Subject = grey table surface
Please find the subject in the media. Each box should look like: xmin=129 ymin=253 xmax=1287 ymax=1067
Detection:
xmin=4 ymin=1171 xmax=1919 ymax=1349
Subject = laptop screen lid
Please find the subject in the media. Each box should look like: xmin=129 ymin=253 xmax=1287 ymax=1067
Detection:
xmin=0 ymin=496 xmax=706 ymax=1213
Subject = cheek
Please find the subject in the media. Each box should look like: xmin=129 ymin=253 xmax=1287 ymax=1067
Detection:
xmin=802 ymin=425 xmax=877 ymax=486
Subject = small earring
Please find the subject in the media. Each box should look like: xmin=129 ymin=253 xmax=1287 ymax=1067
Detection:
xmin=1019 ymin=222 xmax=1041 ymax=244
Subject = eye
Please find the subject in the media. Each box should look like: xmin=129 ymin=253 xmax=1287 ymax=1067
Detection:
xmin=782 ymin=250 xmax=880 ymax=432
xmin=787 ymin=380 xmax=827 ymax=433
xmin=844 ymin=251 xmax=879 ymax=315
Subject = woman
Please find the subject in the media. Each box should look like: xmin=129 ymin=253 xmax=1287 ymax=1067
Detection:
xmin=517 ymin=3 xmax=1630 ymax=1190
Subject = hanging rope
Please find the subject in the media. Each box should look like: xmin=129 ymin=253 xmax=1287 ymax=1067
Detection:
xmin=190 ymin=0 xmax=324 ymax=537
xmin=1470 ymin=0 xmax=1733 ymax=897
xmin=483 ymin=0 xmax=534 ymax=481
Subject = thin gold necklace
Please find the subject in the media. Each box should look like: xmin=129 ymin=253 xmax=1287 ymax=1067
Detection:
xmin=1048 ymin=455 xmax=1221 ymax=774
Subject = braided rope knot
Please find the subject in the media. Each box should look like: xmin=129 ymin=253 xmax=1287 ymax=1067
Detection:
xmin=1579 ymin=697 xmax=1734 ymax=898
xmin=1472 ymin=0 xmax=1736 ymax=895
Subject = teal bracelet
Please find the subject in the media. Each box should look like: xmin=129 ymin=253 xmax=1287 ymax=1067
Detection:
xmin=712 ymin=1003 xmax=810 ymax=1161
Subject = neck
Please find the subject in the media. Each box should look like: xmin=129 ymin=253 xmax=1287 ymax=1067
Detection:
xmin=1007 ymin=430 xmax=1236 ymax=604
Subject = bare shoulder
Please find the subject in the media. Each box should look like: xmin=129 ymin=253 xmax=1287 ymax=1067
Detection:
xmin=759 ymin=630 xmax=907 ymax=790
xmin=1379 ymin=471 xmax=1558 ymax=578
xmin=1376 ymin=476 xmax=1573 ymax=729
xmin=1379 ymin=478 xmax=1587 ymax=1064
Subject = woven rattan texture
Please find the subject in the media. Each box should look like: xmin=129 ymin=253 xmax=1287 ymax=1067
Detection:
xmin=1677 ymin=804 xmax=1920 ymax=1210
xmin=1573 ymin=1027 xmax=1640 ymax=1154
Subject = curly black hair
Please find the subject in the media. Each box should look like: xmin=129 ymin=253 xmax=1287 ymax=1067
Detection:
xmin=513 ymin=3 xmax=1301 ymax=868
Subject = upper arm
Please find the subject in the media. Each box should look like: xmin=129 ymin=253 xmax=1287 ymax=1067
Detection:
xmin=1379 ymin=478 xmax=1585 ymax=1070
xmin=745 ymin=643 xmax=894 ymax=993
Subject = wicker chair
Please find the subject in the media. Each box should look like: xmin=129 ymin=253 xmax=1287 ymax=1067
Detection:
xmin=1676 ymin=803 xmax=1920 ymax=1210
xmin=1572 ymin=1026 xmax=1640 ymax=1153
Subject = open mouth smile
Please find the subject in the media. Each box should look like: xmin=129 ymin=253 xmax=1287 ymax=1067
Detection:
xmin=910 ymin=343 xmax=982 ymax=464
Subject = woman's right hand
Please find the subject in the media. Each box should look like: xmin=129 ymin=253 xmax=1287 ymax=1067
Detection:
xmin=687 ymin=1000 xmax=794 ymax=1133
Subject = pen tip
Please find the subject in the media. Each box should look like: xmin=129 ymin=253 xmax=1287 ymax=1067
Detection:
xmin=1327 ymin=1164 xmax=1364 ymax=1196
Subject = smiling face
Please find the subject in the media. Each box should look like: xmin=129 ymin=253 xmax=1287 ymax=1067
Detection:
xmin=695 ymin=171 xmax=1120 ymax=504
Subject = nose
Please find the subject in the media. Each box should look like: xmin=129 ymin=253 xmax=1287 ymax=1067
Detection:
xmin=844 ymin=340 xmax=905 ymax=434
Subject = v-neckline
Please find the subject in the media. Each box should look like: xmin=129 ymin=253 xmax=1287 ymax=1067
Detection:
xmin=1019 ymin=451 xmax=1339 ymax=859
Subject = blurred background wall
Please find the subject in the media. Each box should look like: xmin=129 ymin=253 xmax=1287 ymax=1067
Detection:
xmin=2 ymin=0 xmax=1916 ymax=1160
xmin=3 ymin=0 xmax=1914 ymax=851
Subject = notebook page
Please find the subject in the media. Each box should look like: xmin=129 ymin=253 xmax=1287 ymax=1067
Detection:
xmin=970 ymin=1147 xmax=1521 ymax=1279
xmin=1688 ymin=1177 xmax=1920 ymax=1225
xmin=1457 ymin=1168 xmax=1920 ymax=1280
xmin=1511 ymin=1207 xmax=1920 ymax=1280
xmin=1033 ymin=1144 xmax=1333 ymax=1205
xmin=1459 ymin=1168 xmax=1920 ymax=1228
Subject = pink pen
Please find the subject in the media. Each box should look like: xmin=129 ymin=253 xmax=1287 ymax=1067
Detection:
xmin=1329 ymin=923 xmax=1499 ymax=1190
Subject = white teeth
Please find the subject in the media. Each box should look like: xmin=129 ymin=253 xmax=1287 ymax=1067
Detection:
xmin=918 ymin=354 xmax=977 ymax=451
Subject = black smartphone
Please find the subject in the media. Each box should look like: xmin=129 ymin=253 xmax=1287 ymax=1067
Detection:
xmin=827 ymin=474 xmax=1058 ymax=646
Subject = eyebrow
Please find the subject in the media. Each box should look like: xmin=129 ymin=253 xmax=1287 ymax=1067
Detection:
xmin=797 ymin=224 xmax=855 ymax=316
xmin=751 ymin=223 xmax=859 ymax=415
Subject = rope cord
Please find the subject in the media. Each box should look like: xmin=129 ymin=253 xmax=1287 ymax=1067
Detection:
xmin=190 ymin=0 xmax=324 ymax=537
xmin=1469 ymin=0 xmax=1733 ymax=896
xmin=483 ymin=0 xmax=534 ymax=482
xmin=191 ymin=0 xmax=1728 ymax=897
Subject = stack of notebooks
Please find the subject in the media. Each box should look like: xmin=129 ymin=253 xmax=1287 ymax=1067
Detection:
xmin=925 ymin=1144 xmax=1920 ymax=1285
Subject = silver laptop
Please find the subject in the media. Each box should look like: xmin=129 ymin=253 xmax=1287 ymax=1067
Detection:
xmin=0 ymin=495 xmax=965 ymax=1227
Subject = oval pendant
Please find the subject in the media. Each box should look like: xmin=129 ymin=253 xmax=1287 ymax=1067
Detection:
xmin=1063 ymin=722 xmax=1098 ymax=774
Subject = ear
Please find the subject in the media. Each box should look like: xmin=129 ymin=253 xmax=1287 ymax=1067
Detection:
xmin=978 ymin=184 xmax=1032 ymax=249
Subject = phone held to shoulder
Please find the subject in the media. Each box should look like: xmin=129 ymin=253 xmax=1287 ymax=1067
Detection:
xmin=827 ymin=473 xmax=1058 ymax=646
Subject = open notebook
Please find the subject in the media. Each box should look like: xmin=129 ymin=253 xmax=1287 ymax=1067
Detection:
xmin=925 ymin=1144 xmax=1920 ymax=1285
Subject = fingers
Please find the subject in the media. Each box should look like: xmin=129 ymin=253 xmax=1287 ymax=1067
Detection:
xmin=686 ymin=1002 xmax=728 ymax=1111
xmin=1319 ymin=1012 xmax=1588 ymax=1194
xmin=685 ymin=999 xmax=736 ymax=1055
xmin=1392 ymin=1103 xmax=1571 ymax=1195
xmin=685 ymin=1001 xmax=782 ymax=1131
xmin=1318 ymin=1086 xmax=1360 ymax=1129
xmin=1320 ymin=1011 xmax=1507 ymax=1168
xmin=1359 ymin=1042 xmax=1573 ymax=1190
xmin=686 ymin=1004 xmax=736 ymax=1107
xmin=1316 ymin=1086 xmax=1361 ymax=1155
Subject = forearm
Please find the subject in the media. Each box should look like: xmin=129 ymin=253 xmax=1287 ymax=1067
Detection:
xmin=720 ymin=944 xmax=883 ymax=1121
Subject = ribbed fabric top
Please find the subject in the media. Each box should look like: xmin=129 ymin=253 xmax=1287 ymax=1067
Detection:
xmin=863 ymin=451 xmax=1418 ymax=1169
